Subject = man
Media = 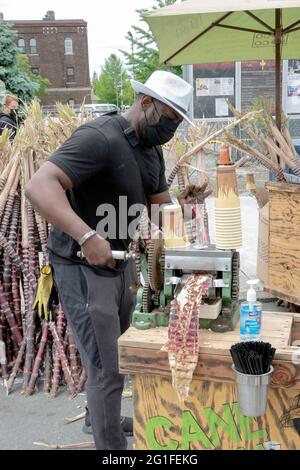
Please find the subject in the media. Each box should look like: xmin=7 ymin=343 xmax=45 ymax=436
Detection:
xmin=26 ymin=71 xmax=195 ymax=450
xmin=0 ymin=94 xmax=19 ymax=140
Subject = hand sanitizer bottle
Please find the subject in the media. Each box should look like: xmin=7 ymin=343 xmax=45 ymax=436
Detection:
xmin=240 ymin=280 xmax=262 ymax=341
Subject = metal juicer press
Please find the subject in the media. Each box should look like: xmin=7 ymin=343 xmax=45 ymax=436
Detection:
xmin=132 ymin=240 xmax=240 ymax=333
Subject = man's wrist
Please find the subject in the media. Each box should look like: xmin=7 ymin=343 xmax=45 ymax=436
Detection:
xmin=78 ymin=230 xmax=98 ymax=247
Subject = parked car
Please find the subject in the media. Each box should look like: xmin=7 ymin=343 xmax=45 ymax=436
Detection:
xmin=82 ymin=103 xmax=119 ymax=116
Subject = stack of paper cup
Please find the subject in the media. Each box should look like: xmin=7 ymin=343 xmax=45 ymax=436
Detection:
xmin=215 ymin=206 xmax=242 ymax=249
xmin=214 ymin=162 xmax=242 ymax=250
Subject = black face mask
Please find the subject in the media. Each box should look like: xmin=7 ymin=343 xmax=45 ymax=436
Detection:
xmin=141 ymin=107 xmax=179 ymax=148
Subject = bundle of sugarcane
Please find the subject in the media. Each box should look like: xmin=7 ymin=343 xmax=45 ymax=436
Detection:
xmin=0 ymin=100 xmax=93 ymax=397
xmin=223 ymin=100 xmax=300 ymax=181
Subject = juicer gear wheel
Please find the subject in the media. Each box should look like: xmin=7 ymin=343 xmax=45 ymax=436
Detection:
xmin=231 ymin=251 xmax=240 ymax=302
xmin=142 ymin=281 xmax=152 ymax=313
xmin=148 ymin=236 xmax=164 ymax=292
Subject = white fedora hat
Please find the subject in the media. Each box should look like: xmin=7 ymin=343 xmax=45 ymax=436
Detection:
xmin=131 ymin=70 xmax=194 ymax=126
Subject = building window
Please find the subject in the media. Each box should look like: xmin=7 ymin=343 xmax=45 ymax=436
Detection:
xmin=18 ymin=38 xmax=25 ymax=54
xmin=67 ymin=67 xmax=75 ymax=81
xmin=68 ymin=99 xmax=75 ymax=108
xmin=65 ymin=37 xmax=73 ymax=55
xmin=31 ymin=68 xmax=39 ymax=75
xmin=30 ymin=38 xmax=37 ymax=54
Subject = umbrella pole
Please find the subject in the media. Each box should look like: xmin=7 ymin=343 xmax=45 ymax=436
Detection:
xmin=275 ymin=9 xmax=282 ymax=131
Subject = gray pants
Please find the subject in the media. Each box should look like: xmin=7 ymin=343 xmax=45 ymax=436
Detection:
xmin=52 ymin=262 xmax=135 ymax=450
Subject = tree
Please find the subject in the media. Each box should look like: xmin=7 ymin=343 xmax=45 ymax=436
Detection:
xmin=0 ymin=20 xmax=39 ymax=102
xmin=93 ymin=54 xmax=134 ymax=107
xmin=121 ymin=0 xmax=182 ymax=83
xmin=17 ymin=55 xmax=50 ymax=100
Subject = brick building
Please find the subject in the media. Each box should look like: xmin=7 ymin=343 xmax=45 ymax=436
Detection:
xmin=9 ymin=11 xmax=92 ymax=107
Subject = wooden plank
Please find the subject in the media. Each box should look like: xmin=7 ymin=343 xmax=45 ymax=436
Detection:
xmin=133 ymin=375 xmax=300 ymax=450
xmin=268 ymin=187 xmax=300 ymax=303
xmin=291 ymin=321 xmax=300 ymax=344
xmin=264 ymin=311 xmax=300 ymax=322
xmin=119 ymin=312 xmax=293 ymax=352
xmin=266 ymin=182 xmax=300 ymax=193
xmin=119 ymin=328 xmax=288 ymax=355
xmin=266 ymin=288 xmax=300 ymax=307
xmin=119 ymin=346 xmax=300 ymax=390
xmin=269 ymin=193 xmax=300 ymax=240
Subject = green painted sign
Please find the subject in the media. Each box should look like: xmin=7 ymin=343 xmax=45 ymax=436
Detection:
xmin=145 ymin=402 xmax=270 ymax=450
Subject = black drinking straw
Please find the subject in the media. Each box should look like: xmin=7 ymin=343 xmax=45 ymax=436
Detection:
xmin=231 ymin=341 xmax=276 ymax=375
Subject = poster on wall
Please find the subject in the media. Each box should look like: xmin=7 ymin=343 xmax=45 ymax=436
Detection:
xmin=196 ymin=77 xmax=234 ymax=97
xmin=193 ymin=63 xmax=235 ymax=119
xmin=287 ymin=60 xmax=300 ymax=115
xmin=215 ymin=98 xmax=229 ymax=116
xmin=241 ymin=60 xmax=276 ymax=112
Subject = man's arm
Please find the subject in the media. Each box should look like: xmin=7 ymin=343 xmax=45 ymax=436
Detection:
xmin=25 ymin=161 xmax=115 ymax=268
xmin=147 ymin=191 xmax=172 ymax=230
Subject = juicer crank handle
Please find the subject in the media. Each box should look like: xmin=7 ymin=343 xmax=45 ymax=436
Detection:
xmin=76 ymin=250 xmax=135 ymax=261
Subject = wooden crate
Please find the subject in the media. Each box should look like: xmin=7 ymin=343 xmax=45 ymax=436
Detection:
xmin=266 ymin=182 xmax=300 ymax=305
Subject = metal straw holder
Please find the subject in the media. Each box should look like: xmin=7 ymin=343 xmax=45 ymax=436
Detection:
xmin=232 ymin=365 xmax=274 ymax=417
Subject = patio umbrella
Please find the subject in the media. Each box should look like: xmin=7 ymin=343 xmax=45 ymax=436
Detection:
xmin=145 ymin=0 xmax=300 ymax=129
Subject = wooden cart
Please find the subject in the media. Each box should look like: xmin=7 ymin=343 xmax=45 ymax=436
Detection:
xmin=118 ymin=312 xmax=300 ymax=450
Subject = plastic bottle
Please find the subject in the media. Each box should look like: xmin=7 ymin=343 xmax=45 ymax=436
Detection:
xmin=240 ymin=280 xmax=262 ymax=341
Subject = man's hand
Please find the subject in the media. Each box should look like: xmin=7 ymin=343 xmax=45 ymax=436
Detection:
xmin=178 ymin=182 xmax=212 ymax=209
xmin=81 ymin=235 xmax=116 ymax=269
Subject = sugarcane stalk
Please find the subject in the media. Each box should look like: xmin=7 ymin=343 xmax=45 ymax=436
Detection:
xmin=26 ymin=321 xmax=48 ymax=395
xmin=5 ymin=310 xmax=37 ymax=394
xmin=3 ymin=254 xmax=12 ymax=298
xmin=8 ymin=194 xmax=21 ymax=245
xmin=23 ymin=308 xmax=36 ymax=391
xmin=178 ymin=111 xmax=261 ymax=167
xmin=49 ymin=322 xmax=76 ymax=395
xmin=224 ymin=134 xmax=286 ymax=181
xmin=291 ymin=159 xmax=300 ymax=177
xmin=263 ymin=134 xmax=295 ymax=168
xmin=33 ymin=440 xmax=95 ymax=450
xmin=0 ymin=169 xmax=20 ymax=236
xmin=67 ymin=326 xmax=80 ymax=385
xmin=0 ymin=158 xmax=19 ymax=221
xmin=56 ymin=306 xmax=65 ymax=340
xmin=27 ymin=203 xmax=37 ymax=277
xmin=167 ymin=111 xmax=261 ymax=188
xmin=50 ymin=349 xmax=61 ymax=398
xmin=265 ymin=114 xmax=295 ymax=160
xmin=34 ymin=213 xmax=49 ymax=265
xmin=0 ymin=157 xmax=17 ymax=193
xmin=177 ymin=168 xmax=186 ymax=192
xmin=282 ymin=125 xmax=298 ymax=158
xmin=64 ymin=411 xmax=86 ymax=424
xmin=11 ymin=266 xmax=22 ymax=331
xmin=0 ymin=281 xmax=22 ymax=347
xmin=0 ymin=234 xmax=36 ymax=296
xmin=139 ymin=207 xmax=150 ymax=241
xmin=76 ymin=368 xmax=87 ymax=393
xmin=43 ymin=341 xmax=52 ymax=394
xmin=167 ymin=162 xmax=181 ymax=188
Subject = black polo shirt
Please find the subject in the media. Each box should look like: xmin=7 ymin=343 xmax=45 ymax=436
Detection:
xmin=47 ymin=113 xmax=168 ymax=276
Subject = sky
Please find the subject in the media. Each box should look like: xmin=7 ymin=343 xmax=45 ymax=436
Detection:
xmin=0 ymin=0 xmax=166 ymax=76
